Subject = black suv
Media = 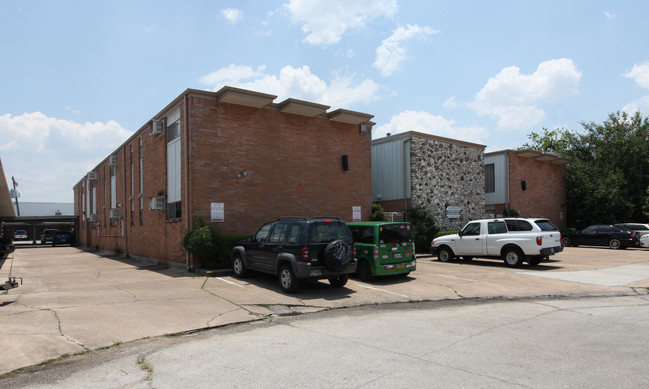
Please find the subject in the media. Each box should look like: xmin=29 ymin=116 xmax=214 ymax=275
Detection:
xmin=231 ymin=217 xmax=357 ymax=293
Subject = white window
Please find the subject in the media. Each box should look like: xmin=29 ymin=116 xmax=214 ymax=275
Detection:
xmin=166 ymin=109 xmax=182 ymax=219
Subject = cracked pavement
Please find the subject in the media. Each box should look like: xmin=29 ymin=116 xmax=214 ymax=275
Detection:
xmin=1 ymin=245 xmax=649 ymax=378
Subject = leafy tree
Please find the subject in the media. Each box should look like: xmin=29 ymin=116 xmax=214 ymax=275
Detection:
xmin=523 ymin=111 xmax=649 ymax=228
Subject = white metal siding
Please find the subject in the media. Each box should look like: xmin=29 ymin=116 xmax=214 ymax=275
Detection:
xmin=484 ymin=154 xmax=508 ymax=205
xmin=372 ymin=140 xmax=411 ymax=201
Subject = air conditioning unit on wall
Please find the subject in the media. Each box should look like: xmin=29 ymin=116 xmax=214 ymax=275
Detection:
xmin=149 ymin=120 xmax=164 ymax=136
xmin=87 ymin=171 xmax=97 ymax=180
xmin=149 ymin=196 xmax=165 ymax=210
xmin=109 ymin=208 xmax=119 ymax=219
xmin=109 ymin=154 xmax=119 ymax=166
xmin=89 ymin=214 xmax=98 ymax=222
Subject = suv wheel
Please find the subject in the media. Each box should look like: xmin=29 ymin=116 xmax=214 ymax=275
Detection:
xmin=322 ymin=240 xmax=352 ymax=272
xmin=232 ymin=254 xmax=248 ymax=278
xmin=278 ymin=263 xmax=300 ymax=293
xmin=328 ymin=274 xmax=348 ymax=288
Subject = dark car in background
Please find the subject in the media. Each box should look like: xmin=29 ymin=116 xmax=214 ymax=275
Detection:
xmin=52 ymin=231 xmax=75 ymax=246
xmin=14 ymin=230 xmax=28 ymax=241
xmin=562 ymin=225 xmax=638 ymax=249
xmin=41 ymin=229 xmax=58 ymax=244
xmin=614 ymin=223 xmax=649 ymax=239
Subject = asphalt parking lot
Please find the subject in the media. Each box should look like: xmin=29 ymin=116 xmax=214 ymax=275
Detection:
xmin=1 ymin=244 xmax=648 ymax=375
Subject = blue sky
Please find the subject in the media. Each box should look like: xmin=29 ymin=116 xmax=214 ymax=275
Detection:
xmin=2 ymin=0 xmax=649 ymax=203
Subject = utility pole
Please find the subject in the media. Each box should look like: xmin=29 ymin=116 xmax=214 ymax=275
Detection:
xmin=11 ymin=176 xmax=20 ymax=216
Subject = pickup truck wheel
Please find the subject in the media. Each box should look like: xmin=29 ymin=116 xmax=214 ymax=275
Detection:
xmin=328 ymin=274 xmax=349 ymax=288
xmin=437 ymin=247 xmax=454 ymax=262
xmin=232 ymin=254 xmax=248 ymax=278
xmin=502 ymin=247 xmax=524 ymax=267
xmin=278 ymin=264 xmax=300 ymax=293
xmin=323 ymin=240 xmax=352 ymax=272
xmin=356 ymin=260 xmax=373 ymax=281
xmin=609 ymin=239 xmax=621 ymax=249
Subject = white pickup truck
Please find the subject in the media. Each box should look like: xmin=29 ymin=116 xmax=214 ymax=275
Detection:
xmin=430 ymin=218 xmax=563 ymax=267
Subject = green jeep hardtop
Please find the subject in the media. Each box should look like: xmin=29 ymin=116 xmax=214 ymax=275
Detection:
xmin=347 ymin=221 xmax=416 ymax=281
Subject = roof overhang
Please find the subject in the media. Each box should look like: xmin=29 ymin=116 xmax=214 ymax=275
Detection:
xmin=515 ymin=149 xmax=570 ymax=165
xmin=327 ymin=109 xmax=374 ymax=125
xmin=214 ymin=86 xmax=277 ymax=108
xmin=277 ymin=98 xmax=330 ymax=117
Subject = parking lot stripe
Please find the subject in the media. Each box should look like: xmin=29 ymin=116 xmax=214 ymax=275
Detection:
xmin=434 ymin=274 xmax=478 ymax=282
xmin=353 ymin=283 xmax=409 ymax=298
xmin=217 ymin=277 xmax=244 ymax=288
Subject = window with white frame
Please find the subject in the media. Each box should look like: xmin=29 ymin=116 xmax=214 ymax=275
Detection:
xmin=166 ymin=109 xmax=182 ymax=219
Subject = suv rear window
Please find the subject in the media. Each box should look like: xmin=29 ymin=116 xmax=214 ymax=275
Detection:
xmin=379 ymin=224 xmax=412 ymax=243
xmin=534 ymin=220 xmax=559 ymax=231
xmin=308 ymin=222 xmax=351 ymax=243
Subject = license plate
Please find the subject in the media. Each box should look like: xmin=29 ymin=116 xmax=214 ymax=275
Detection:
xmin=394 ymin=253 xmax=402 ymax=259
xmin=310 ymin=269 xmax=322 ymax=276
xmin=396 ymin=264 xmax=405 ymax=269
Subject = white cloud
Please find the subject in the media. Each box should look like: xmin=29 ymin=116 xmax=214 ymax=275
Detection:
xmin=221 ymin=8 xmax=243 ymax=23
xmin=199 ymin=64 xmax=382 ymax=108
xmin=374 ymin=24 xmax=438 ymax=76
xmin=623 ymin=61 xmax=649 ymax=89
xmin=623 ymin=96 xmax=649 ymax=115
xmin=0 ymin=112 xmax=131 ymax=202
xmin=285 ymin=0 xmax=398 ymax=46
xmin=470 ymin=58 xmax=582 ymax=130
xmin=603 ymin=11 xmax=616 ymax=20
xmin=622 ymin=61 xmax=649 ymax=115
xmin=372 ymin=110 xmax=488 ymax=144
xmin=443 ymin=96 xmax=458 ymax=109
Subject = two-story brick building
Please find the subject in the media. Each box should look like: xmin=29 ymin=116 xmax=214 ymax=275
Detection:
xmin=73 ymin=86 xmax=374 ymax=269
xmin=484 ymin=149 xmax=569 ymax=228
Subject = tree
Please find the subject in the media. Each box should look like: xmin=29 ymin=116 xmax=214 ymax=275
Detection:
xmin=523 ymin=111 xmax=649 ymax=228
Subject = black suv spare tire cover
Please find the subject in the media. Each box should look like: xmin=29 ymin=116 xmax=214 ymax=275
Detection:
xmin=323 ymin=240 xmax=352 ymax=272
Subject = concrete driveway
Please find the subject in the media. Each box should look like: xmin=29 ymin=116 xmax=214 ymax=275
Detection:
xmin=1 ymin=245 xmax=648 ymax=375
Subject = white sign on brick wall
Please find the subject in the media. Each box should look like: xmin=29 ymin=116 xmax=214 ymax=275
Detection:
xmin=352 ymin=206 xmax=361 ymax=221
xmin=211 ymin=202 xmax=224 ymax=222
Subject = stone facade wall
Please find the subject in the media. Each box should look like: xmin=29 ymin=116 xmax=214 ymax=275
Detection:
xmin=409 ymin=137 xmax=485 ymax=230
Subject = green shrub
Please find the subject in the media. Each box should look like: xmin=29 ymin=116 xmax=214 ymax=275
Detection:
xmin=434 ymin=230 xmax=460 ymax=238
xmin=216 ymin=235 xmax=249 ymax=268
xmin=182 ymin=215 xmax=222 ymax=268
xmin=405 ymin=207 xmax=440 ymax=253
xmin=371 ymin=203 xmax=386 ymax=221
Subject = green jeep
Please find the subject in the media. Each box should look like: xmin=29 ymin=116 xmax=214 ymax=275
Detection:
xmin=347 ymin=222 xmax=416 ymax=281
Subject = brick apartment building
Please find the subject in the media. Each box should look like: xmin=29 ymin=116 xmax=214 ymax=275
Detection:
xmin=73 ymin=87 xmax=374 ymax=269
xmin=484 ymin=149 xmax=569 ymax=228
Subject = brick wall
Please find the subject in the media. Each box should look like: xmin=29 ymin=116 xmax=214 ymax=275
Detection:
xmin=507 ymin=153 xmax=567 ymax=228
xmin=74 ymin=90 xmax=372 ymax=266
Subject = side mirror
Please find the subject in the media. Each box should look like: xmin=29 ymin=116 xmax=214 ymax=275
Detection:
xmin=458 ymin=231 xmax=464 ymax=237
xmin=246 ymin=235 xmax=254 ymax=242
